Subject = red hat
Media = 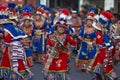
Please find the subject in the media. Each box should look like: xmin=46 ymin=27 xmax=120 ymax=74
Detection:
xmin=87 ymin=12 xmax=95 ymax=20
xmin=21 ymin=12 xmax=32 ymax=21
xmin=55 ymin=19 xmax=67 ymax=28
xmin=36 ymin=7 xmax=45 ymax=15
xmin=0 ymin=6 xmax=9 ymax=19
xmin=8 ymin=9 xmax=18 ymax=20
xmin=0 ymin=6 xmax=10 ymax=24
xmin=36 ymin=7 xmax=50 ymax=18
xmin=59 ymin=9 xmax=70 ymax=20
xmin=99 ymin=11 xmax=113 ymax=25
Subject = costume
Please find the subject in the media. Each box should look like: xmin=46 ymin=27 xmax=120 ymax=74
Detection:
xmin=44 ymin=9 xmax=76 ymax=80
xmin=0 ymin=25 xmax=3 ymax=62
xmin=110 ymin=22 xmax=120 ymax=63
xmin=0 ymin=5 xmax=33 ymax=80
xmin=33 ymin=5 xmax=52 ymax=63
xmin=21 ymin=6 xmax=33 ymax=67
xmin=45 ymin=33 xmax=76 ymax=80
xmin=91 ymin=11 xmax=118 ymax=80
xmin=75 ymin=12 xmax=97 ymax=70
xmin=32 ymin=22 xmax=47 ymax=54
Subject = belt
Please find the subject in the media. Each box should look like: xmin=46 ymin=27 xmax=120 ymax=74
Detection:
xmin=83 ymin=38 xmax=94 ymax=42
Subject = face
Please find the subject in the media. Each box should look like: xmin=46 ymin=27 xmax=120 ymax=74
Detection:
xmin=57 ymin=26 xmax=65 ymax=34
xmin=24 ymin=19 xmax=31 ymax=26
xmin=35 ymin=14 xmax=41 ymax=21
xmin=79 ymin=11 xmax=84 ymax=16
xmin=86 ymin=19 xmax=93 ymax=27
xmin=111 ymin=16 xmax=117 ymax=23
xmin=72 ymin=13 xmax=77 ymax=18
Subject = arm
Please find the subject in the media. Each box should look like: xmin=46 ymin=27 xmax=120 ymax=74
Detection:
xmin=77 ymin=17 xmax=82 ymax=27
xmin=78 ymin=26 xmax=84 ymax=40
xmin=72 ymin=17 xmax=82 ymax=27
xmin=66 ymin=34 xmax=77 ymax=49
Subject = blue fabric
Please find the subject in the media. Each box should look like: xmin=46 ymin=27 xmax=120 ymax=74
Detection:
xmin=88 ymin=7 xmax=97 ymax=14
xmin=22 ymin=5 xmax=33 ymax=13
xmin=0 ymin=15 xmax=9 ymax=19
xmin=78 ymin=26 xmax=84 ymax=37
xmin=8 ymin=2 xmax=16 ymax=9
xmin=25 ymin=48 xmax=33 ymax=56
xmin=3 ymin=23 xmax=26 ymax=39
xmin=23 ymin=36 xmax=33 ymax=56
xmin=103 ymin=32 xmax=113 ymax=49
xmin=0 ymin=30 xmax=3 ymax=34
xmin=32 ymin=22 xmax=47 ymax=54
xmin=98 ymin=18 xmax=107 ymax=25
xmin=65 ymin=26 xmax=75 ymax=36
xmin=79 ymin=42 xmax=96 ymax=59
xmin=78 ymin=26 xmax=96 ymax=60
xmin=103 ymin=32 xmax=109 ymax=44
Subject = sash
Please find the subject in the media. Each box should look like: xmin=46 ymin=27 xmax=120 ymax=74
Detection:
xmin=53 ymin=35 xmax=68 ymax=52
xmin=44 ymin=34 xmax=68 ymax=76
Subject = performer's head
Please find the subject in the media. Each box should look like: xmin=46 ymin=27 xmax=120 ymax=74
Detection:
xmin=23 ymin=19 xmax=31 ymax=27
xmin=97 ymin=11 xmax=113 ymax=27
xmin=21 ymin=11 xmax=33 ymax=27
xmin=93 ymin=11 xmax=113 ymax=31
xmin=22 ymin=18 xmax=33 ymax=35
xmin=0 ymin=5 xmax=10 ymax=24
xmin=56 ymin=20 xmax=67 ymax=34
xmin=71 ymin=10 xmax=77 ymax=18
xmin=8 ymin=2 xmax=18 ymax=23
xmin=35 ymin=14 xmax=43 ymax=21
xmin=111 ymin=13 xmax=119 ymax=23
xmin=86 ymin=12 xmax=95 ymax=27
xmin=57 ymin=25 xmax=66 ymax=34
xmin=35 ymin=5 xmax=50 ymax=21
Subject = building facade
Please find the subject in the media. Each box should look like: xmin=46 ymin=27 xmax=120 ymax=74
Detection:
xmin=0 ymin=0 xmax=119 ymax=13
xmin=0 ymin=0 xmax=37 ymax=8
xmin=0 ymin=0 xmax=24 ymax=6
xmin=44 ymin=0 xmax=119 ymax=13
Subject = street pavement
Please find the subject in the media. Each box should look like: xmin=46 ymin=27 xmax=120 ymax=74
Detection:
xmin=31 ymin=59 xmax=120 ymax=80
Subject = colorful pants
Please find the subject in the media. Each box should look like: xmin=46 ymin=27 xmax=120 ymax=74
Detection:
xmin=46 ymin=72 xmax=68 ymax=80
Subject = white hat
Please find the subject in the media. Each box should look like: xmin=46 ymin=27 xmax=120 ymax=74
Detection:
xmin=92 ymin=22 xmax=101 ymax=31
xmin=71 ymin=10 xmax=77 ymax=14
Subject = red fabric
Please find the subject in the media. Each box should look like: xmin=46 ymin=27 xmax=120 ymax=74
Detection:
xmin=112 ymin=46 xmax=115 ymax=56
xmin=105 ymin=65 xmax=114 ymax=74
xmin=92 ymin=31 xmax=114 ymax=74
xmin=46 ymin=34 xmax=76 ymax=71
xmin=0 ymin=32 xmax=29 ymax=71
xmin=4 ymin=32 xmax=12 ymax=43
xmin=18 ymin=59 xmax=26 ymax=71
xmin=96 ymin=31 xmax=104 ymax=45
xmin=1 ymin=48 xmax=11 ymax=68
xmin=49 ymin=53 xmax=68 ymax=71
xmin=1 ymin=33 xmax=12 ymax=68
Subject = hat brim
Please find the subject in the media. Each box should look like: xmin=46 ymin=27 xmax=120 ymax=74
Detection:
xmin=0 ymin=19 xmax=12 ymax=24
xmin=87 ymin=18 xmax=94 ymax=21
xmin=92 ymin=22 xmax=101 ymax=31
xmin=22 ymin=17 xmax=33 ymax=21
xmin=9 ymin=16 xmax=18 ymax=20
xmin=56 ymin=24 xmax=67 ymax=28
